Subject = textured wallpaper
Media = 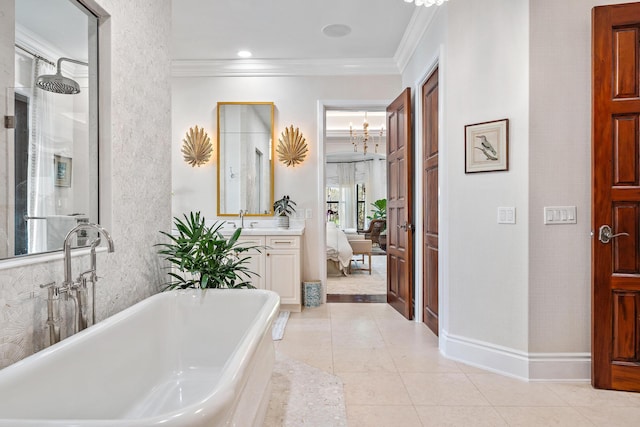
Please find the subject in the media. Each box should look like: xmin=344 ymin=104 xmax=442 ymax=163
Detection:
xmin=0 ymin=0 xmax=172 ymax=369
xmin=0 ymin=0 xmax=14 ymax=260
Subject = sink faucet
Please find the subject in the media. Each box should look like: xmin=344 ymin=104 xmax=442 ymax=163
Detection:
xmin=63 ymin=223 xmax=114 ymax=333
xmin=239 ymin=209 xmax=245 ymax=228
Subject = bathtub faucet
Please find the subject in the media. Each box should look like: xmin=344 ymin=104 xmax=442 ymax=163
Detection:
xmin=62 ymin=223 xmax=115 ymax=337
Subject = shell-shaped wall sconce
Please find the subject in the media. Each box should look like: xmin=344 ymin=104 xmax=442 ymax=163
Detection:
xmin=276 ymin=125 xmax=308 ymax=167
xmin=181 ymin=126 xmax=213 ymax=167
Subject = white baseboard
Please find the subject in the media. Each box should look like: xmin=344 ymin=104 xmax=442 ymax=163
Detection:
xmin=440 ymin=329 xmax=591 ymax=382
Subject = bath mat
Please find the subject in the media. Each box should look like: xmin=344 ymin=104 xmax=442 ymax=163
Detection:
xmin=264 ymin=352 xmax=347 ymax=426
xmin=271 ymin=311 xmax=290 ymax=341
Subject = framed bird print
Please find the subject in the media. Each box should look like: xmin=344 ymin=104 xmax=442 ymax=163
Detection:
xmin=464 ymin=118 xmax=509 ymax=173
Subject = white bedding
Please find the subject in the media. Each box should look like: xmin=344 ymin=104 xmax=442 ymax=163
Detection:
xmin=326 ymin=222 xmax=353 ymax=273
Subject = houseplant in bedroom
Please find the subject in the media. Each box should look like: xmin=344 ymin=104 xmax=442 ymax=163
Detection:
xmin=156 ymin=211 xmax=261 ymax=290
xmin=273 ymin=195 xmax=297 ymax=229
xmin=367 ymin=198 xmax=387 ymax=222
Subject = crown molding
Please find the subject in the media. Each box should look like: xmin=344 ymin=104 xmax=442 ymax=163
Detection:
xmin=172 ymin=57 xmax=401 ymax=77
xmin=16 ymin=24 xmax=64 ymax=65
xmin=394 ymin=6 xmax=440 ymax=73
xmin=171 ymin=6 xmax=443 ymax=78
xmin=15 ymin=24 xmax=87 ymax=78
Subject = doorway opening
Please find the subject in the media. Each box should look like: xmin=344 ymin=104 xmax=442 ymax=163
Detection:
xmin=323 ymin=108 xmax=388 ymax=303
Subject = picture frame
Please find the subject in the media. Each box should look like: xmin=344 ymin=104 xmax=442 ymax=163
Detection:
xmin=464 ymin=118 xmax=509 ymax=173
xmin=54 ymin=155 xmax=72 ymax=187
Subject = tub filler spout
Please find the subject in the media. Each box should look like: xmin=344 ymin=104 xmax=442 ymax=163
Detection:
xmin=55 ymin=223 xmax=115 ymax=342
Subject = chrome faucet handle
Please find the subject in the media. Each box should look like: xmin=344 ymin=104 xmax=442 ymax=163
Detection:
xmin=39 ymin=281 xmax=59 ymax=298
xmin=39 ymin=281 xmax=57 ymax=290
xmin=250 ymin=221 xmax=259 ymax=228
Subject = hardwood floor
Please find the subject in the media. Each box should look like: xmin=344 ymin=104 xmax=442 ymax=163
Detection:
xmin=327 ymin=294 xmax=386 ymax=303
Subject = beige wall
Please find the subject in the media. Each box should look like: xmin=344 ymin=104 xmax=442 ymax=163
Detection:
xmin=528 ymin=0 xmax=639 ymax=354
xmin=0 ymin=0 xmax=172 ymax=368
xmin=445 ymin=0 xmax=530 ymax=353
xmin=172 ymin=75 xmax=402 ymax=284
xmin=400 ymin=0 xmax=640 ymax=379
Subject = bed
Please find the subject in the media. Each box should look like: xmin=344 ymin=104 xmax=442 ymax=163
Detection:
xmin=326 ymin=222 xmax=353 ymax=276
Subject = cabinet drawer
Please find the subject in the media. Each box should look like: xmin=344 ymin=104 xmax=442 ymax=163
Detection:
xmin=237 ymin=236 xmax=266 ymax=248
xmin=266 ymin=236 xmax=300 ymax=249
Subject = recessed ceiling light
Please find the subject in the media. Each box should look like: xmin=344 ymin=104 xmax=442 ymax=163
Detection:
xmin=322 ymin=24 xmax=352 ymax=38
xmin=237 ymin=50 xmax=252 ymax=58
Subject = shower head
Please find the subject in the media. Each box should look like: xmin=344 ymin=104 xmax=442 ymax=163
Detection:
xmin=36 ymin=57 xmax=88 ymax=95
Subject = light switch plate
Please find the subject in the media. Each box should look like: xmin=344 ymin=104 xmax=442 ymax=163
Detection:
xmin=497 ymin=207 xmax=516 ymax=224
xmin=544 ymin=206 xmax=577 ymax=225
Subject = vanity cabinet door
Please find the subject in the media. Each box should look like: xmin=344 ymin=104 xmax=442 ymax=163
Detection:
xmin=266 ymin=248 xmax=300 ymax=305
xmin=237 ymin=236 xmax=266 ymax=289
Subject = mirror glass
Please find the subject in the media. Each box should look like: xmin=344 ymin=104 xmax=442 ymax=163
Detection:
xmin=0 ymin=0 xmax=99 ymax=260
xmin=217 ymin=102 xmax=274 ymax=216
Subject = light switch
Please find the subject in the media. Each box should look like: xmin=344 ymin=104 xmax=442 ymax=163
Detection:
xmin=544 ymin=206 xmax=577 ymax=225
xmin=497 ymin=207 xmax=516 ymax=224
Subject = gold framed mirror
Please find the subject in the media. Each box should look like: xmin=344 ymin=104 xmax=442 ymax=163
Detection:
xmin=216 ymin=102 xmax=274 ymax=216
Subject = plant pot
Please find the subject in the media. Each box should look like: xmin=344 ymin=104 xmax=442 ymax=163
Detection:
xmin=277 ymin=215 xmax=289 ymax=229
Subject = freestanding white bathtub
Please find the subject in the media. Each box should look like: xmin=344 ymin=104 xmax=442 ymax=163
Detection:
xmin=0 ymin=289 xmax=280 ymax=426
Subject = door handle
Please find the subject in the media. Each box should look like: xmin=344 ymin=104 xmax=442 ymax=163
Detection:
xmin=397 ymin=222 xmax=413 ymax=231
xmin=598 ymin=225 xmax=630 ymax=244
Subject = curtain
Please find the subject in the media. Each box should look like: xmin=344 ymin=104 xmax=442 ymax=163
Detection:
xmin=27 ymin=59 xmax=56 ymax=253
xmin=337 ymin=163 xmax=356 ymax=229
xmin=362 ymin=159 xmax=386 ymax=228
xmin=368 ymin=158 xmax=386 ymax=206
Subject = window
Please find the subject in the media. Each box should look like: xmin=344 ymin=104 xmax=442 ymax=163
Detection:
xmin=356 ymin=183 xmax=366 ymax=230
xmin=326 ymin=186 xmax=340 ymax=225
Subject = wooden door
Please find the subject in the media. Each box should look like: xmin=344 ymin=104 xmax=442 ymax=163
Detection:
xmin=387 ymin=88 xmax=413 ymax=319
xmin=423 ymin=68 xmax=439 ymax=335
xmin=593 ymin=2 xmax=640 ymax=391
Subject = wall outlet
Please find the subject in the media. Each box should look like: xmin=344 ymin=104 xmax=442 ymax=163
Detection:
xmin=305 ymin=208 xmax=312 ymax=219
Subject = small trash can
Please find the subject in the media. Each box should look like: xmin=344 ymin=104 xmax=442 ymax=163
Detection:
xmin=302 ymin=280 xmax=322 ymax=308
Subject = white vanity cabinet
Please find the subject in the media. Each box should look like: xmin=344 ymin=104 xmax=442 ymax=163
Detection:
xmin=265 ymin=236 xmax=301 ymax=308
xmin=236 ymin=230 xmax=303 ymax=311
xmin=236 ymin=236 xmax=266 ymax=290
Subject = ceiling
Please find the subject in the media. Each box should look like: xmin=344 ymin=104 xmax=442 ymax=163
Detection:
xmin=172 ymin=0 xmax=425 ymax=163
xmin=171 ymin=0 xmax=418 ymax=62
xmin=16 ymin=0 xmax=90 ymax=62
xmin=325 ymin=110 xmax=387 ymax=163
xmin=16 ymin=0 xmax=427 ymax=163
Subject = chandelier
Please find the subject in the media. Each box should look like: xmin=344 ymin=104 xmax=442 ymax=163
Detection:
xmin=404 ymin=0 xmax=449 ymax=6
xmin=349 ymin=112 xmax=384 ymax=155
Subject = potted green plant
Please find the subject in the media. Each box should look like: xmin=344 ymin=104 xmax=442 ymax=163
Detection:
xmin=367 ymin=198 xmax=387 ymax=221
xmin=156 ymin=212 xmax=261 ymax=290
xmin=273 ymin=195 xmax=297 ymax=229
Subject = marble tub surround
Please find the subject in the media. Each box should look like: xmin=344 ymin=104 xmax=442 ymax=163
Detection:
xmin=271 ymin=303 xmax=640 ymax=427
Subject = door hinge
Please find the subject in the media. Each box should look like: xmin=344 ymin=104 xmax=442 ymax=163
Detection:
xmin=4 ymin=116 xmax=15 ymax=129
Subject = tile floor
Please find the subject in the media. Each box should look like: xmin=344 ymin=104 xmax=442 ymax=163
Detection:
xmin=271 ymin=302 xmax=640 ymax=426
